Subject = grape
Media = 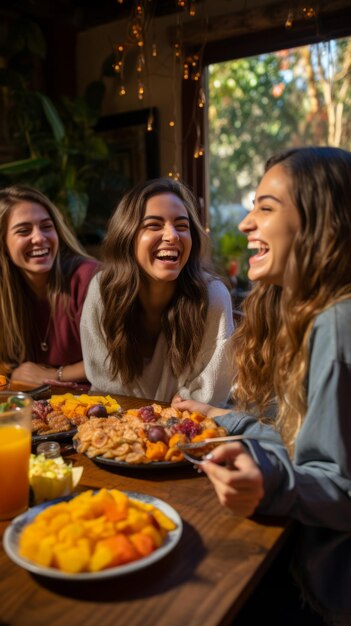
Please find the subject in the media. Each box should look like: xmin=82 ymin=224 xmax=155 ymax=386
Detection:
xmin=174 ymin=418 xmax=201 ymax=439
xmin=139 ymin=406 xmax=156 ymax=422
xmin=87 ymin=404 xmax=108 ymax=417
xmin=147 ymin=425 xmax=168 ymax=443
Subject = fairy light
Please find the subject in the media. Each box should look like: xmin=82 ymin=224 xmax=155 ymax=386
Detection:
xmin=284 ymin=3 xmax=318 ymax=30
xmin=138 ymin=81 xmax=144 ymax=100
xmin=169 ymin=120 xmax=175 ymax=127
xmin=136 ymin=53 xmax=144 ymax=73
xmin=152 ymin=42 xmax=157 ymax=57
xmin=285 ymin=9 xmax=294 ymax=29
xmin=194 ymin=139 xmax=204 ymax=158
xmin=174 ymin=42 xmax=182 ymax=58
xmin=303 ymin=6 xmax=317 ymax=18
xmin=188 ymin=0 xmax=196 ymax=17
xmin=119 ymin=84 xmax=126 ymax=96
xmin=194 ymin=119 xmax=205 ymax=159
xmin=147 ymin=110 xmax=154 ymax=132
xmin=168 ymin=167 xmax=181 ymax=180
xmin=198 ymin=88 xmax=206 ymax=108
xmin=112 ymin=43 xmax=124 ymax=75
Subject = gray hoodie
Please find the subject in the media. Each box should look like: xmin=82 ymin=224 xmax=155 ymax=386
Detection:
xmin=215 ymin=299 xmax=351 ymax=625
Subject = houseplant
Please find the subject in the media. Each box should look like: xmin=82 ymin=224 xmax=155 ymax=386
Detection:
xmin=0 ymin=16 xmax=110 ymax=231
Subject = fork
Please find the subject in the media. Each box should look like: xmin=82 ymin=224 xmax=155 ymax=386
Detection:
xmin=177 ymin=435 xmax=269 ymax=466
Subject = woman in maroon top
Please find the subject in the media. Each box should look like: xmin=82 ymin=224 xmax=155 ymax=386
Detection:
xmin=0 ymin=185 xmax=99 ymax=385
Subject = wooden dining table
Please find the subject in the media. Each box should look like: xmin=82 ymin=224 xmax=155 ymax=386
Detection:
xmin=0 ymin=390 xmax=291 ymax=626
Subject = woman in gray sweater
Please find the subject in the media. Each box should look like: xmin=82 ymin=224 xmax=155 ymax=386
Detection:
xmin=81 ymin=178 xmax=233 ymax=403
xmin=173 ymin=147 xmax=351 ymax=625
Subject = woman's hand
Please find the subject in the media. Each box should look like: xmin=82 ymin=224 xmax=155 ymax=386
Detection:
xmin=171 ymin=395 xmax=231 ymax=419
xmin=11 ymin=362 xmax=57 ymax=385
xmin=11 ymin=361 xmax=86 ymax=385
xmin=202 ymin=443 xmax=264 ymax=518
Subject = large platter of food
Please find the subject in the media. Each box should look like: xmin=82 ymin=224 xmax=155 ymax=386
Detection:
xmin=31 ymin=394 xmax=121 ymax=444
xmin=3 ymin=488 xmax=182 ymax=580
xmin=73 ymin=403 xmax=227 ymax=467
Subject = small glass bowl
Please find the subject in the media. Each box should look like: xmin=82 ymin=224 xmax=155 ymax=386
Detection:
xmin=36 ymin=441 xmax=61 ymax=459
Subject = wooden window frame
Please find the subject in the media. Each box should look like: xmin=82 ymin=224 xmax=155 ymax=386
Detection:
xmin=181 ymin=5 xmax=351 ymax=222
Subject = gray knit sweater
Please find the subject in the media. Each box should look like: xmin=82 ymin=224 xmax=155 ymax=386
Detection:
xmin=80 ymin=273 xmax=234 ymax=403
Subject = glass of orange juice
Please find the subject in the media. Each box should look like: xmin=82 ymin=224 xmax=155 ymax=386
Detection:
xmin=0 ymin=392 xmax=32 ymax=520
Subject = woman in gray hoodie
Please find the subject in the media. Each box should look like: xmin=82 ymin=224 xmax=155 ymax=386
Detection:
xmin=173 ymin=146 xmax=351 ymax=626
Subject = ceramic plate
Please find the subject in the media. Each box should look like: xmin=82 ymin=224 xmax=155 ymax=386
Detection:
xmin=3 ymin=491 xmax=182 ymax=580
xmin=93 ymin=455 xmax=189 ymax=470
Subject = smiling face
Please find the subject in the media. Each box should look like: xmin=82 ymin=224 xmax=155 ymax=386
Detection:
xmin=239 ymin=164 xmax=300 ymax=286
xmin=6 ymin=201 xmax=59 ymax=288
xmin=134 ymin=192 xmax=192 ymax=285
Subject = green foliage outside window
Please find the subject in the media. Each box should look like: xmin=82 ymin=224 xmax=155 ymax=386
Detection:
xmin=208 ymin=38 xmax=351 ymax=283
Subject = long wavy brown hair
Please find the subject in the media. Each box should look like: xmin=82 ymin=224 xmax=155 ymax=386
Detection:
xmin=100 ymin=178 xmax=210 ymax=384
xmin=0 ymin=185 xmax=91 ymax=368
xmin=233 ymin=147 xmax=351 ymax=449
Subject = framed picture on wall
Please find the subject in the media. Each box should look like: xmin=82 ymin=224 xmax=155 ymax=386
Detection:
xmin=95 ymin=106 xmax=159 ymax=187
xmin=81 ymin=107 xmax=159 ymax=249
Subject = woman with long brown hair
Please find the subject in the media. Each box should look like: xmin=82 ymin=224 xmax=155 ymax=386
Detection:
xmin=80 ymin=177 xmax=234 ymax=402
xmin=0 ymin=185 xmax=99 ymax=384
xmin=173 ymin=147 xmax=351 ymax=625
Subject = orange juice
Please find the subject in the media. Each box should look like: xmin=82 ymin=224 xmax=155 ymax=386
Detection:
xmin=0 ymin=425 xmax=31 ymax=519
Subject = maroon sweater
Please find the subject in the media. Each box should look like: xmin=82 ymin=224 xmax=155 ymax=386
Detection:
xmin=31 ymin=259 xmax=99 ymax=367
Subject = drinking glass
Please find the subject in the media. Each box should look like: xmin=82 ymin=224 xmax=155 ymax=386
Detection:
xmin=0 ymin=392 xmax=32 ymax=520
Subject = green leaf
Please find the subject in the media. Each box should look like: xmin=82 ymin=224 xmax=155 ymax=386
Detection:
xmin=0 ymin=157 xmax=50 ymax=174
xmin=38 ymin=94 xmax=66 ymax=142
xmin=84 ymin=135 xmax=109 ymax=160
xmin=8 ymin=18 xmax=46 ymax=59
xmin=66 ymin=190 xmax=89 ymax=229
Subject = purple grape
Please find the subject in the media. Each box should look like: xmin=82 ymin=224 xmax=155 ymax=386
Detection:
xmin=174 ymin=418 xmax=201 ymax=439
xmin=139 ymin=405 xmax=156 ymax=422
xmin=147 ymin=425 xmax=168 ymax=444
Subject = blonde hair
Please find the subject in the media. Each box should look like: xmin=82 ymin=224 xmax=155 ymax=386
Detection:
xmin=232 ymin=147 xmax=351 ymax=451
xmin=0 ymin=185 xmax=90 ymax=367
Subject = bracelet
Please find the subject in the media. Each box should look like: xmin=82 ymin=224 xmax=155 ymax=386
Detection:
xmin=56 ymin=365 xmax=64 ymax=382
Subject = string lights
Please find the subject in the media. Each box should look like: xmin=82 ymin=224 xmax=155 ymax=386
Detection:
xmin=111 ymin=1 xmax=204 ymax=177
xmin=111 ymin=1 xmax=319 ymax=178
xmin=147 ymin=109 xmax=154 ymax=131
xmin=285 ymin=3 xmax=319 ymax=29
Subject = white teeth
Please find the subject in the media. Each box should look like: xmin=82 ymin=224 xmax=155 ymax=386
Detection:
xmin=247 ymin=241 xmax=269 ymax=253
xmin=155 ymin=250 xmax=179 ymax=260
xmin=28 ymin=248 xmax=49 ymax=258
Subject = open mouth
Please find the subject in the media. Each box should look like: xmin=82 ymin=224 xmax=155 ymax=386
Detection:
xmin=154 ymin=249 xmax=180 ymax=263
xmin=247 ymin=240 xmax=269 ymax=259
xmin=27 ymin=248 xmax=50 ymax=259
